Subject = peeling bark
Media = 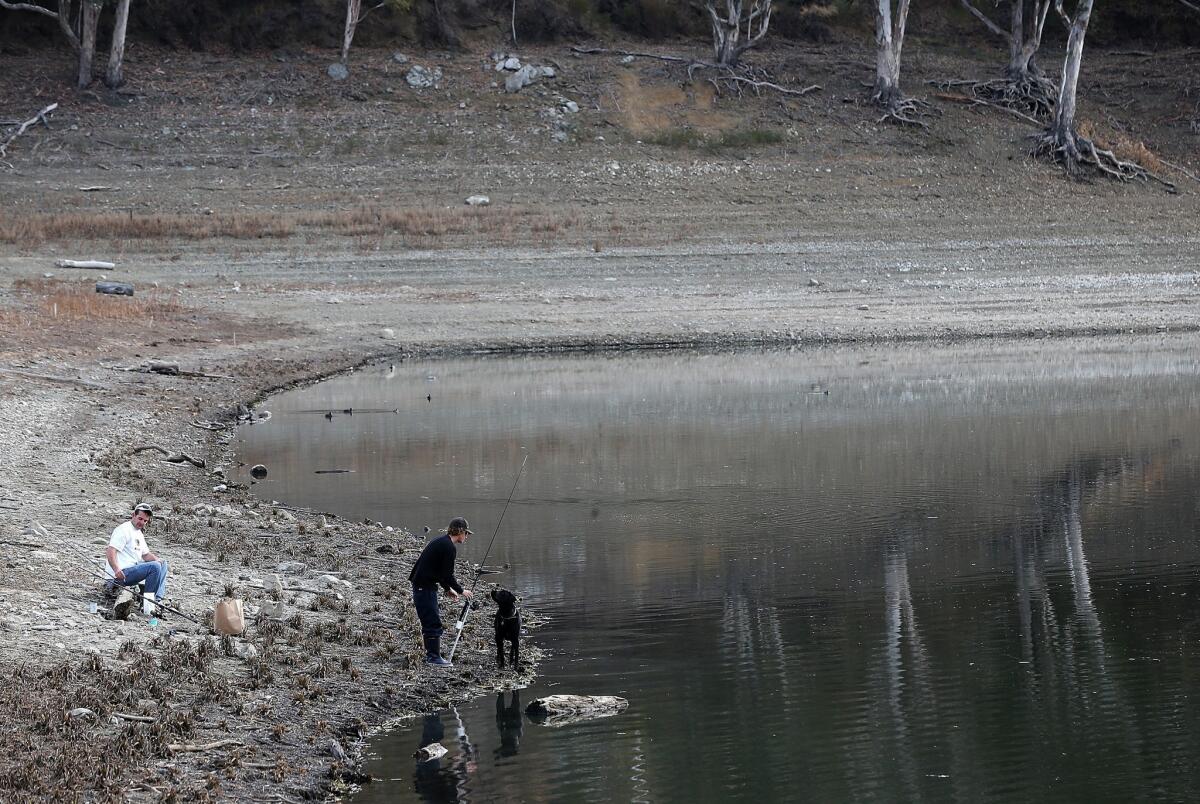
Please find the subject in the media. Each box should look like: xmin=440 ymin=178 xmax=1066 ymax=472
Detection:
xmin=105 ymin=0 xmax=132 ymax=88
xmin=704 ymin=0 xmax=773 ymax=67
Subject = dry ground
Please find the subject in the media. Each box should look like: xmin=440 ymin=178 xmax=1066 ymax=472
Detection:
xmin=0 ymin=32 xmax=1197 ymax=801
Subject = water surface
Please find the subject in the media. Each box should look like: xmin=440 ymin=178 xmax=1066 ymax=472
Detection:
xmin=239 ymin=337 xmax=1200 ymax=803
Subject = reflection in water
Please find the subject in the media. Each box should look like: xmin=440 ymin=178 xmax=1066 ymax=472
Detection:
xmin=241 ymin=338 xmax=1200 ymax=803
xmin=412 ymin=710 xmax=478 ymax=804
xmin=494 ymin=692 xmax=522 ymax=760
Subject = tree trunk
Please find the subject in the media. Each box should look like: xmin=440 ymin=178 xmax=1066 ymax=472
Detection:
xmin=874 ymin=0 xmax=908 ymax=105
xmin=707 ymin=0 xmax=742 ymax=66
xmin=76 ymin=1 xmax=99 ymax=89
xmin=105 ymin=0 xmax=132 ymax=88
xmin=1050 ymin=0 xmax=1093 ymax=151
xmin=341 ymin=0 xmax=362 ymax=64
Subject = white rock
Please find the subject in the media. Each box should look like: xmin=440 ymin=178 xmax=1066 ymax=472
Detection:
xmin=564 ymin=100 xmax=579 ymax=113
xmin=415 ymin=743 xmax=448 ymax=761
xmin=277 ymin=561 xmax=307 ymax=574
xmin=621 ymin=55 xmax=635 ymax=64
xmin=465 ymin=195 xmax=490 ymax=206
xmin=392 ymin=51 xmax=409 ymax=64
xmin=502 ymin=56 xmax=521 ymax=71
xmin=233 ymin=641 xmax=258 ymax=661
xmin=380 ymin=327 xmax=397 ymax=340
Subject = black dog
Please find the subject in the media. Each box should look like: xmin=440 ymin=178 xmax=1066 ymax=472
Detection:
xmin=491 ymin=588 xmax=520 ymax=669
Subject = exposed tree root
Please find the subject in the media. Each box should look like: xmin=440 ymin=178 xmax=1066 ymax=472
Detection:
xmin=129 ymin=444 xmax=207 ymax=468
xmin=930 ymin=70 xmax=1056 ymax=118
xmin=1033 ymin=128 xmax=1176 ymax=191
xmin=571 ymin=45 xmax=820 ymax=100
xmin=872 ymin=90 xmax=933 ymax=129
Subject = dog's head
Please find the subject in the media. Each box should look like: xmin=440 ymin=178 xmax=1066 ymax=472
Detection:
xmin=491 ymin=588 xmax=518 ymax=614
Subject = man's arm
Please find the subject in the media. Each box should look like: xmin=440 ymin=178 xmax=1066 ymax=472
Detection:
xmin=141 ymin=550 xmax=159 ymax=562
xmin=105 ymin=546 xmax=126 ymax=582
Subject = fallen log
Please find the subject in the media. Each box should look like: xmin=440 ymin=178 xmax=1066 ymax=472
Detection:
xmin=525 ymin=694 xmax=629 ymax=727
xmin=168 ymin=739 xmax=244 ymax=753
xmin=56 ymin=259 xmax=116 ymax=269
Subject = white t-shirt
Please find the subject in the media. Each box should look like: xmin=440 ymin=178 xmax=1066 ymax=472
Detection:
xmin=105 ymin=520 xmax=149 ymax=578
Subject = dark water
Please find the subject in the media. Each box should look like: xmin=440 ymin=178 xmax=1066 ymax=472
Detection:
xmin=238 ymin=337 xmax=1200 ymax=803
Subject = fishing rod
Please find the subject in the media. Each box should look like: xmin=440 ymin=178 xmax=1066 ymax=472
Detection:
xmin=448 ymin=453 xmax=529 ymax=662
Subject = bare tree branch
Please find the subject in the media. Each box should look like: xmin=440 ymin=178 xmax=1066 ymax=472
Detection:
xmin=0 ymin=0 xmax=57 ymax=17
xmin=958 ymin=0 xmax=1010 ymax=40
xmin=0 ymin=103 xmax=57 ymax=159
xmin=1179 ymin=0 xmax=1200 ymax=13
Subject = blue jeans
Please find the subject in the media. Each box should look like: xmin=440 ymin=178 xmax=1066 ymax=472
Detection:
xmin=412 ymin=585 xmax=443 ymax=640
xmin=118 ymin=560 xmax=169 ymax=599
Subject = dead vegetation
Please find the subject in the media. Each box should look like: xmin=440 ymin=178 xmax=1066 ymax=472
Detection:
xmin=0 ymin=205 xmax=585 ymax=248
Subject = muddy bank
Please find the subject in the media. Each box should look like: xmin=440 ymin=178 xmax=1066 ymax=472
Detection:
xmin=0 ymin=39 xmax=1198 ymax=802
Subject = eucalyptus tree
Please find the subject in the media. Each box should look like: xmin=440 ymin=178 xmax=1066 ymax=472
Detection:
xmin=955 ymin=0 xmax=1056 ymax=115
xmin=105 ymin=0 xmax=132 ymax=87
xmin=1035 ymin=0 xmax=1163 ymax=182
xmin=703 ymin=0 xmax=773 ymax=67
xmin=873 ymin=0 xmax=927 ymax=125
xmin=342 ymin=0 xmax=411 ymax=64
xmin=0 ymin=0 xmax=100 ymax=87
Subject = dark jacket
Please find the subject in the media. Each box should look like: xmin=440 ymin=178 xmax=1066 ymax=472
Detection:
xmin=408 ymin=534 xmax=464 ymax=594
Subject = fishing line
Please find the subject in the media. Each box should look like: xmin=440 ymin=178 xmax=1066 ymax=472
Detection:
xmin=448 ymin=453 xmax=529 ymax=662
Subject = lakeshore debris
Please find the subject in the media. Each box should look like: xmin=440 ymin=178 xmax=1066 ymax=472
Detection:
xmin=414 ymin=743 xmax=448 ymax=761
xmin=250 ymin=464 xmax=268 ymax=479
xmin=525 ymin=694 xmax=629 ymax=726
xmin=96 ymin=281 xmax=134 ymax=296
xmin=56 ymin=259 xmax=116 ymax=269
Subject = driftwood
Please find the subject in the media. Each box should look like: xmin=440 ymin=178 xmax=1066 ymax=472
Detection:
xmin=56 ymin=259 xmax=116 ymax=269
xmin=113 ymin=711 xmax=155 ymax=723
xmin=110 ymin=363 xmax=232 ymax=380
xmin=189 ymin=419 xmax=228 ymax=431
xmin=130 ymin=444 xmax=206 ymax=468
xmin=526 ymin=694 xmax=629 ymax=727
xmin=0 ymin=102 xmax=57 ymax=159
xmin=168 ymin=739 xmax=244 ymax=753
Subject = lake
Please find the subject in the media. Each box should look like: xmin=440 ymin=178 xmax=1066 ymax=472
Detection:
xmin=238 ymin=336 xmax=1200 ymax=803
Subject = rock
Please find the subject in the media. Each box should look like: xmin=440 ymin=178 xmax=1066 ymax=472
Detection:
xmin=505 ymin=64 xmax=543 ymax=93
xmin=192 ymin=504 xmax=214 ymax=517
xmin=552 ymin=130 xmax=568 ymax=143
xmin=277 ymin=561 xmax=307 ymax=574
xmin=68 ymin=707 xmax=96 ymax=721
xmin=621 ymin=55 xmax=635 ymax=64
xmin=24 ymin=521 xmax=50 ymax=539
xmin=808 ymin=278 xmax=821 ymax=287
xmin=30 ymin=550 xmax=56 ymax=561
xmin=233 ymin=641 xmax=258 ymax=661
xmin=379 ymin=327 xmax=397 ymax=340
xmin=525 ymin=694 xmax=629 ymax=727
xmin=501 ymin=56 xmax=521 ymax=71
xmin=539 ymin=66 xmax=556 ymax=78
xmin=414 ymin=743 xmax=447 ymax=761
xmin=96 ymin=281 xmax=134 ymax=296
xmin=465 ymin=195 xmax=490 ymax=207
xmin=392 ymin=51 xmax=409 ymax=64
xmin=263 ymin=574 xmax=284 ymax=596
xmin=262 ymin=599 xmax=285 ymax=618
xmin=274 ymin=509 xmax=296 ymax=522
xmin=250 ymin=464 xmax=268 ymax=479
xmin=317 ymin=574 xmax=352 ymax=591
xmin=564 ymin=100 xmax=579 ymax=113
xmin=329 ymin=740 xmax=347 ymax=760
xmin=406 ymin=65 xmax=442 ymax=89
xmin=327 ymin=63 xmax=349 ymax=81
xmin=212 ymin=484 xmax=228 ymax=493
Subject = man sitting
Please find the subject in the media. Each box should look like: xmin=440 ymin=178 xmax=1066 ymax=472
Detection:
xmin=104 ymin=503 xmax=170 ymax=619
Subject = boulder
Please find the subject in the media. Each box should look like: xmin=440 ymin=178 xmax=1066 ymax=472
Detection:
xmin=327 ymin=63 xmax=349 ymax=81
xmin=465 ymin=195 xmax=490 ymax=206
xmin=505 ymin=64 xmax=541 ymax=93
xmin=379 ymin=328 xmax=397 ymax=340
xmin=525 ymin=694 xmax=629 ymax=727
xmin=406 ymin=65 xmax=442 ymax=89
xmin=233 ymin=641 xmax=258 ymax=661
xmin=277 ymin=561 xmax=307 ymax=575
xmin=392 ymin=51 xmax=409 ymax=64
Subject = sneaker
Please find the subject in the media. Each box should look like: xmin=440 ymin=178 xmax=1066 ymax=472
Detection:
xmin=425 ymin=655 xmax=453 ymax=667
xmin=112 ymin=588 xmax=134 ymax=621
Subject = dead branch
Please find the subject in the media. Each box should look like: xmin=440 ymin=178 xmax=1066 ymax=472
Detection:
xmin=113 ymin=711 xmax=155 ymax=723
xmin=189 ymin=419 xmax=228 ymax=431
xmin=129 ymin=444 xmax=206 ymax=468
xmin=570 ymin=45 xmax=694 ymax=64
xmin=933 ymin=91 xmax=1043 ymax=125
xmin=1157 ymin=157 xmax=1200 ymax=184
xmin=168 ymin=739 xmax=245 ymax=753
xmin=723 ymin=76 xmax=821 ymax=96
xmin=0 ymin=103 xmax=57 ymax=159
xmin=108 ymin=364 xmax=233 ymax=380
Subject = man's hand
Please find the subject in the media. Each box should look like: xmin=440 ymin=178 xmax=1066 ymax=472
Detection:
xmin=462 ymin=590 xmax=474 ymax=600
xmin=142 ymin=552 xmax=159 ymax=563
xmin=114 ymin=568 xmax=125 ymax=582
xmin=448 ymin=590 xmax=460 ymax=601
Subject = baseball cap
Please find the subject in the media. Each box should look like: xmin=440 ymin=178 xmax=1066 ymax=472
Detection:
xmin=448 ymin=517 xmax=472 ymax=534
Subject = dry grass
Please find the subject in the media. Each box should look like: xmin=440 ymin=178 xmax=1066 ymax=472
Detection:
xmin=0 ymin=205 xmax=585 ymax=248
xmin=12 ymin=278 xmax=186 ymax=323
xmin=1078 ymin=120 xmax=1165 ymax=173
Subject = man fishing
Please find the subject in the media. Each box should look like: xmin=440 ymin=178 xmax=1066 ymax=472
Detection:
xmin=104 ymin=502 xmax=170 ymax=619
xmin=409 ymin=516 xmax=474 ymax=667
